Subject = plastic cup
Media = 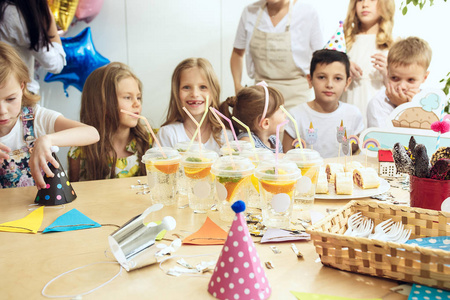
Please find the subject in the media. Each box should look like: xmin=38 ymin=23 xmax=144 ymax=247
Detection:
xmin=239 ymin=148 xmax=274 ymax=209
xmin=174 ymin=141 xmax=201 ymax=198
xmin=142 ymin=147 xmax=181 ymax=206
xmin=255 ymin=161 xmax=301 ymax=228
xmin=219 ymin=140 xmax=253 ymax=156
xmin=211 ymin=156 xmax=255 ymax=222
xmin=181 ymin=149 xmax=219 ymax=213
xmin=283 ymin=149 xmax=323 ymax=211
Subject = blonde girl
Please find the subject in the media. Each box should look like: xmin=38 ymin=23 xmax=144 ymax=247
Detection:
xmin=157 ymin=58 xmax=224 ymax=152
xmin=68 ymin=62 xmax=151 ymax=181
xmin=0 ymin=42 xmax=99 ymax=189
xmin=342 ymin=0 xmax=395 ymax=126
xmin=219 ymin=84 xmax=285 ymax=153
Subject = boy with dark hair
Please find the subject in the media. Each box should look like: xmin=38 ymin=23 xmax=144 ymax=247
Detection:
xmin=283 ymin=49 xmax=364 ymax=158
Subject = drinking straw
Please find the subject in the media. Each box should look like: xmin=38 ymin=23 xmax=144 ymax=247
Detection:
xmin=231 ymin=116 xmax=259 ymax=161
xmin=211 ymin=108 xmax=241 ymax=152
xmin=209 ymin=108 xmax=233 ymax=158
xmin=182 ymin=107 xmax=203 ymax=152
xmin=120 ymin=109 xmax=166 ymax=158
xmin=186 ymin=97 xmax=209 ymax=152
xmin=280 ymin=105 xmax=302 ymax=149
xmin=275 ymin=120 xmax=289 ymax=175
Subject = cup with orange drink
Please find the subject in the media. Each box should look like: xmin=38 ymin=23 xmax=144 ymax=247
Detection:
xmin=142 ymin=147 xmax=181 ymax=206
xmin=283 ymin=149 xmax=323 ymax=211
xmin=219 ymin=140 xmax=253 ymax=156
xmin=255 ymin=161 xmax=301 ymax=228
xmin=181 ymin=149 xmax=219 ymax=213
xmin=211 ymin=156 xmax=255 ymax=222
xmin=174 ymin=141 xmax=200 ymax=199
xmin=239 ymin=148 xmax=274 ymax=209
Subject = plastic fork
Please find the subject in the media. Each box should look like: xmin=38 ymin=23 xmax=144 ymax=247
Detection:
xmin=383 ymin=221 xmax=404 ymax=242
xmin=344 ymin=212 xmax=363 ymax=236
xmin=368 ymin=219 xmax=394 ymax=240
xmin=351 ymin=219 xmax=374 ymax=238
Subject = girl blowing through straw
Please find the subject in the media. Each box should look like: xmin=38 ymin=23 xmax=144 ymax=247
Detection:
xmin=68 ymin=62 xmax=151 ymax=181
xmin=0 ymin=42 xmax=99 ymax=189
xmin=218 ymin=83 xmax=286 ymax=153
xmin=157 ymin=58 xmax=224 ymax=153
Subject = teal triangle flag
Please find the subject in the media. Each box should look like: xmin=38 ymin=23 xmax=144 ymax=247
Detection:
xmin=43 ymin=209 xmax=101 ymax=233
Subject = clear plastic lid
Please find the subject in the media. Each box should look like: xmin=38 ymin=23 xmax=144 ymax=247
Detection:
xmin=174 ymin=141 xmax=201 ymax=153
xmin=283 ymin=148 xmax=323 ymax=167
xmin=240 ymin=148 xmax=274 ymax=163
xmin=254 ymin=160 xmax=301 ymax=181
xmin=219 ymin=140 xmax=254 ymax=156
xmin=180 ymin=148 xmax=219 ymax=167
xmin=142 ymin=147 xmax=181 ymax=164
xmin=211 ymin=156 xmax=255 ymax=177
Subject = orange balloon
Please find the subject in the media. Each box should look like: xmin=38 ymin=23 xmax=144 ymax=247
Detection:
xmin=48 ymin=0 xmax=79 ymax=32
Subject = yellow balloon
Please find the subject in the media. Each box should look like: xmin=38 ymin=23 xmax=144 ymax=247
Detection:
xmin=48 ymin=0 xmax=79 ymax=32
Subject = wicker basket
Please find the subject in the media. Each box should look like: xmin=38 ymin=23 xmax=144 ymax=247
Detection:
xmin=306 ymin=200 xmax=450 ymax=289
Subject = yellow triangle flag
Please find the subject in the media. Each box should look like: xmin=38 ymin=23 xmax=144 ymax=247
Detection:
xmin=0 ymin=206 xmax=44 ymax=234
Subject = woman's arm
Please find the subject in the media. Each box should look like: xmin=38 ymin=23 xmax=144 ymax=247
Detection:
xmin=30 ymin=116 xmax=99 ymax=189
xmin=230 ymin=48 xmax=245 ymax=95
xmin=47 ymin=6 xmax=62 ymax=45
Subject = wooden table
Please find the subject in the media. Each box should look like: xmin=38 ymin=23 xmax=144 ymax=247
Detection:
xmin=0 ymin=165 xmax=410 ymax=299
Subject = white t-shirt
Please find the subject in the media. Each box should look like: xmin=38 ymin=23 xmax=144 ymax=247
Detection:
xmin=0 ymin=105 xmax=61 ymax=151
xmin=233 ymin=0 xmax=323 ymax=78
xmin=367 ymin=88 xmax=396 ymax=128
xmin=156 ymin=122 xmax=231 ymax=154
xmin=284 ymin=102 xmax=364 ymax=158
xmin=0 ymin=4 xmax=66 ymax=94
xmin=341 ymin=34 xmax=388 ymax=126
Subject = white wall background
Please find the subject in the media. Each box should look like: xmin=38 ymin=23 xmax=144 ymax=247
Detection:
xmin=36 ymin=0 xmax=450 ymax=169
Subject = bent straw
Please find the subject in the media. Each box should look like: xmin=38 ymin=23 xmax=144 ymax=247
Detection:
xmin=182 ymin=107 xmax=203 ymax=152
xmin=280 ymin=105 xmax=302 ymax=150
xmin=211 ymin=108 xmax=241 ymax=152
xmin=275 ymin=120 xmax=289 ymax=175
xmin=210 ymin=108 xmax=235 ymax=165
xmin=120 ymin=109 xmax=166 ymax=158
xmin=232 ymin=116 xmax=258 ymax=161
xmin=186 ymin=96 xmax=209 ymax=152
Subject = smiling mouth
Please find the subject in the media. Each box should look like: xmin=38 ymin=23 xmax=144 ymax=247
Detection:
xmin=186 ymin=100 xmax=204 ymax=106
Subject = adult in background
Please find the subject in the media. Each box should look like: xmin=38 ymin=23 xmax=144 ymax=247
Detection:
xmin=0 ymin=0 xmax=66 ymax=94
xmin=230 ymin=0 xmax=323 ymax=109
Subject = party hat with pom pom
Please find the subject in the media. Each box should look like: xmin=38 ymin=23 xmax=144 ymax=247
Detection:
xmin=324 ymin=21 xmax=346 ymax=53
xmin=208 ymin=201 xmax=271 ymax=300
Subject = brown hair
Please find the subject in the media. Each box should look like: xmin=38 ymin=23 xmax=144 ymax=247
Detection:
xmin=219 ymin=85 xmax=284 ymax=134
xmin=79 ymin=62 xmax=150 ymax=180
xmin=344 ymin=0 xmax=395 ymax=51
xmin=162 ymin=58 xmax=222 ymax=146
xmin=0 ymin=41 xmax=39 ymax=106
xmin=387 ymin=36 xmax=432 ymax=70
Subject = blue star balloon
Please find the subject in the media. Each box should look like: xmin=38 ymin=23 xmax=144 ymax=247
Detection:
xmin=44 ymin=27 xmax=110 ymax=96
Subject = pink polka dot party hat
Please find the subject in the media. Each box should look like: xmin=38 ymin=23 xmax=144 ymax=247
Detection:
xmin=34 ymin=152 xmax=77 ymax=206
xmin=324 ymin=21 xmax=346 ymax=53
xmin=208 ymin=200 xmax=271 ymax=300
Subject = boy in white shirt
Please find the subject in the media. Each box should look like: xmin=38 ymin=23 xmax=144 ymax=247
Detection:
xmin=283 ymin=49 xmax=364 ymax=158
xmin=367 ymin=37 xmax=431 ymax=128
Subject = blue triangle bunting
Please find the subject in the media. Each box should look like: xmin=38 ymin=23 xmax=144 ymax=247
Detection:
xmin=43 ymin=209 xmax=101 ymax=233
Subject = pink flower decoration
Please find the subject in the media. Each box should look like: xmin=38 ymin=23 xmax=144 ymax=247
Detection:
xmin=431 ymin=120 xmax=450 ymax=133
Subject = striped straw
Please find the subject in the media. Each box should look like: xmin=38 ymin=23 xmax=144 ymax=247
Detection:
xmin=120 ymin=109 xmax=166 ymax=158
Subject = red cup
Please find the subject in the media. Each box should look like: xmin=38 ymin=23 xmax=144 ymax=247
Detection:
xmin=410 ymin=175 xmax=450 ymax=210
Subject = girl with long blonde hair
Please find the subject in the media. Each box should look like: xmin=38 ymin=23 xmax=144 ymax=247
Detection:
xmin=68 ymin=62 xmax=151 ymax=181
xmin=157 ymin=58 xmax=224 ymax=152
xmin=342 ymin=0 xmax=395 ymax=126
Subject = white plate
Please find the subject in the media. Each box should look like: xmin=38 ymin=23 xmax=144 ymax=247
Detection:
xmin=315 ymin=178 xmax=390 ymax=200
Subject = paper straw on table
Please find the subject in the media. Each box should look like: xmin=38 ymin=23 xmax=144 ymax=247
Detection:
xmin=186 ymin=96 xmax=209 ymax=152
xmin=182 ymin=107 xmax=203 ymax=152
xmin=275 ymin=120 xmax=289 ymax=175
xmin=120 ymin=109 xmax=166 ymax=158
xmin=280 ymin=105 xmax=302 ymax=150
xmin=211 ymin=108 xmax=241 ymax=152
xmin=232 ymin=116 xmax=259 ymax=161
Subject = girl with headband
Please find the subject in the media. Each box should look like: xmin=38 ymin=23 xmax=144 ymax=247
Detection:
xmin=218 ymin=82 xmax=286 ymax=153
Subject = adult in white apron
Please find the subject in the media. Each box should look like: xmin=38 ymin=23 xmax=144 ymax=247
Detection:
xmin=231 ymin=0 xmax=323 ymax=110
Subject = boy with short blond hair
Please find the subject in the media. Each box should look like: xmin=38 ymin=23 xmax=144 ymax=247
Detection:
xmin=367 ymin=37 xmax=432 ymax=128
xmin=283 ymin=49 xmax=364 ymax=158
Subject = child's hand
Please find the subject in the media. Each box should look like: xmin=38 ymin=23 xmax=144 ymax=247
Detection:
xmin=386 ymin=83 xmax=420 ymax=107
xmin=0 ymin=143 xmax=11 ymax=162
xmin=350 ymin=61 xmax=363 ymax=79
xmin=29 ymin=135 xmax=59 ymax=190
xmin=371 ymin=53 xmax=388 ymax=79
